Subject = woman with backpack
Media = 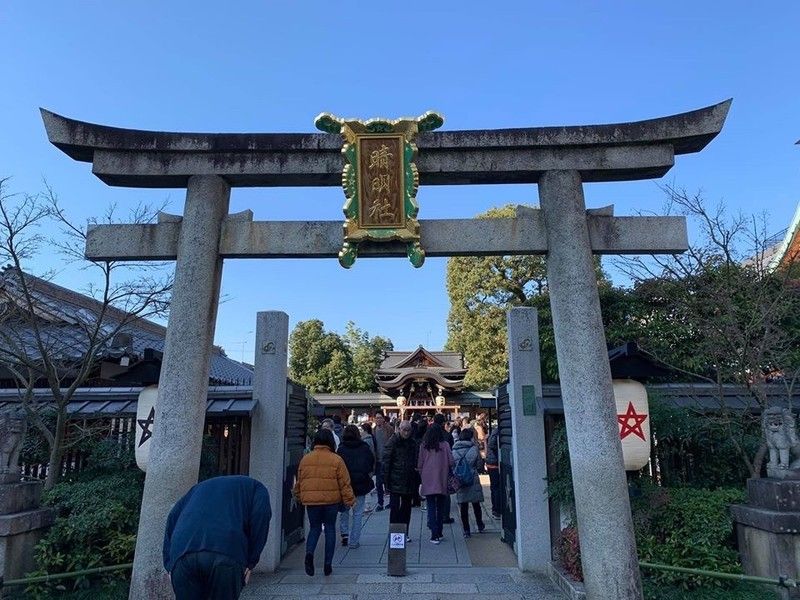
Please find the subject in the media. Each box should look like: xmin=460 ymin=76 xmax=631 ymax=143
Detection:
xmin=337 ymin=425 xmax=375 ymax=549
xmin=417 ymin=423 xmax=453 ymax=544
xmin=451 ymin=428 xmax=485 ymax=537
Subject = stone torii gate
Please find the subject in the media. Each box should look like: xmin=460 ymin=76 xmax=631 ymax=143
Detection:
xmin=41 ymin=100 xmax=730 ymax=600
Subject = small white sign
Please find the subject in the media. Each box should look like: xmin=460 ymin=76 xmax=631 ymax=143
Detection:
xmin=389 ymin=533 xmax=405 ymax=549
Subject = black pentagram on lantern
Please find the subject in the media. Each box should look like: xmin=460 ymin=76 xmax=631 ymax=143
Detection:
xmin=137 ymin=406 xmax=155 ymax=448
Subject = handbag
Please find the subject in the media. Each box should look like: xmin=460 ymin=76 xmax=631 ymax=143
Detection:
xmin=447 ymin=469 xmax=461 ymax=495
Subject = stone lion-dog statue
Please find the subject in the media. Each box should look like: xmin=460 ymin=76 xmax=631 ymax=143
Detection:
xmin=763 ymin=406 xmax=800 ymax=478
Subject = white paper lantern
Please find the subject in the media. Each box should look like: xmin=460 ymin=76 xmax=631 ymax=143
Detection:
xmin=613 ymin=379 xmax=650 ymax=471
xmin=135 ymin=385 xmax=158 ymax=472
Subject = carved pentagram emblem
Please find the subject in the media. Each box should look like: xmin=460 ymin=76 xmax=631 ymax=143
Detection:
xmin=518 ymin=338 xmax=533 ymax=351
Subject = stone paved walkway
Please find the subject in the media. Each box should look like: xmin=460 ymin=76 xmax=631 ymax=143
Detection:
xmin=241 ymin=566 xmax=566 ymax=600
xmin=242 ymin=480 xmax=565 ymax=599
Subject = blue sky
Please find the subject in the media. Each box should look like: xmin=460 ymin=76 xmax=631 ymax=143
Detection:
xmin=2 ymin=1 xmax=798 ymax=364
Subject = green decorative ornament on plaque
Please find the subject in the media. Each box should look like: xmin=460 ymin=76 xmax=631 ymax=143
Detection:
xmin=314 ymin=111 xmax=444 ymax=268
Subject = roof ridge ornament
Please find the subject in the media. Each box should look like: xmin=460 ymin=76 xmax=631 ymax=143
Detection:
xmin=314 ymin=111 xmax=444 ymax=268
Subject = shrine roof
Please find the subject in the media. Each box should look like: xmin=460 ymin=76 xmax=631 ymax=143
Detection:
xmin=378 ymin=347 xmax=465 ymax=370
xmin=0 ymin=268 xmax=253 ymax=386
xmin=766 ymin=201 xmax=800 ymax=271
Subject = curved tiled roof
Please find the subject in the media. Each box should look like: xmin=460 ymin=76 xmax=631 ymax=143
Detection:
xmin=0 ymin=268 xmax=252 ymax=386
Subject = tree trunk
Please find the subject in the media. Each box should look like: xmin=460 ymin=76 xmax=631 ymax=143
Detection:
xmin=44 ymin=410 xmax=67 ymax=491
xmin=752 ymin=442 xmax=767 ymax=479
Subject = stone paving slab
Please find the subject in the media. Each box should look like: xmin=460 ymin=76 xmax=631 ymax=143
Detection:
xmin=478 ymin=581 xmax=562 ymax=594
xmin=279 ymin=571 xmax=360 ymax=583
xmin=435 ymin=595 xmax=545 ymax=600
xmin=358 ymin=572 xmax=433 ymax=583
xmin=241 ymin=570 xmax=565 ymax=599
xmin=256 ymin=596 xmax=353 ymax=600
xmin=432 ymin=571 xmax=516 ymax=583
xmin=353 ymin=596 xmax=438 ymax=600
xmin=313 ymin=583 xmax=403 ymax=595
xmin=401 ymin=582 xmax=478 ymax=594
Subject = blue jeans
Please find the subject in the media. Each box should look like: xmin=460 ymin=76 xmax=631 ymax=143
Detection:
xmin=375 ymin=462 xmax=385 ymax=506
xmin=339 ymin=495 xmax=366 ymax=545
xmin=306 ymin=504 xmax=338 ymax=567
xmin=425 ymin=494 xmax=448 ymax=539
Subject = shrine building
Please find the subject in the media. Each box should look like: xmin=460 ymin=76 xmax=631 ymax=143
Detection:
xmin=315 ymin=346 xmax=493 ymax=421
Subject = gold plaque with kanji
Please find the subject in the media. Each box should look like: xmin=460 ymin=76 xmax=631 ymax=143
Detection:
xmin=314 ymin=111 xmax=444 ymax=268
xmin=358 ymin=136 xmax=404 ymax=229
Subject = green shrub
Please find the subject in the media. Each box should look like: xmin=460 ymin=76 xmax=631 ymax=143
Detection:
xmin=643 ymin=580 xmax=770 ymax=600
xmin=633 ymin=483 xmax=745 ymax=589
xmin=648 ymin=396 xmax=759 ymax=488
xmin=545 ymin=421 xmax=575 ymax=522
xmin=24 ymin=430 xmax=227 ymax=598
xmin=25 ymin=438 xmax=143 ymax=598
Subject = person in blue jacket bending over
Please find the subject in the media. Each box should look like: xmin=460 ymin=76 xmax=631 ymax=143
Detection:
xmin=163 ymin=475 xmax=272 ymax=600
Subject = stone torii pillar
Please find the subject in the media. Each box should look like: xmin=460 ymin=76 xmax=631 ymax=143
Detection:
xmin=130 ymin=175 xmax=230 ymax=596
xmin=540 ymin=171 xmax=640 ymax=596
xmin=40 ymin=100 xmax=730 ymax=600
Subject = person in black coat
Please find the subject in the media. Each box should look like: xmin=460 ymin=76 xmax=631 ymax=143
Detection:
xmin=382 ymin=420 xmax=420 ymax=540
xmin=410 ymin=418 xmax=427 ymax=507
xmin=336 ymin=425 xmax=375 ymax=548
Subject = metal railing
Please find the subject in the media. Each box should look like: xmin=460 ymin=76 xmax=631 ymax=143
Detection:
xmin=640 ymin=561 xmax=797 ymax=589
xmin=0 ymin=563 xmax=132 ymax=591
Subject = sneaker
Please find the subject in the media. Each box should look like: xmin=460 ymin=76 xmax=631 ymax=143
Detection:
xmin=463 ymin=531 xmax=471 ymax=538
xmin=478 ymin=524 xmax=485 ymax=533
xmin=375 ymin=505 xmax=384 ymax=512
xmin=429 ymin=537 xmax=440 ymax=544
xmin=341 ymin=535 xmax=349 ymax=547
xmin=491 ymin=511 xmax=502 ymax=519
xmin=406 ymin=535 xmax=413 ymax=543
xmin=304 ymin=553 xmax=314 ymax=577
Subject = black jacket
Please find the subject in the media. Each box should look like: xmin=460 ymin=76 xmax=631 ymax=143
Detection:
xmin=337 ymin=439 xmax=375 ymax=497
xmin=485 ymin=429 xmax=499 ymax=466
xmin=382 ymin=434 xmax=420 ymax=495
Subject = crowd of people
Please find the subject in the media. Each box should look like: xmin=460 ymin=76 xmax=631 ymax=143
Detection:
xmin=293 ymin=410 xmax=501 ymax=577
xmin=159 ymin=411 xmax=502 ymax=598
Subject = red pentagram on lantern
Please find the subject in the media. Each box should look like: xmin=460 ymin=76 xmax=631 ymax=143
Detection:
xmin=617 ymin=402 xmax=648 ymax=441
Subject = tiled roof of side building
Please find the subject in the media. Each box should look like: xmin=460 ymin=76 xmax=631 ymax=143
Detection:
xmin=0 ymin=267 xmax=253 ymax=386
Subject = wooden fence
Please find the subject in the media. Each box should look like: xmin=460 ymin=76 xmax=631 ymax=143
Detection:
xmin=21 ymin=415 xmax=250 ymax=480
